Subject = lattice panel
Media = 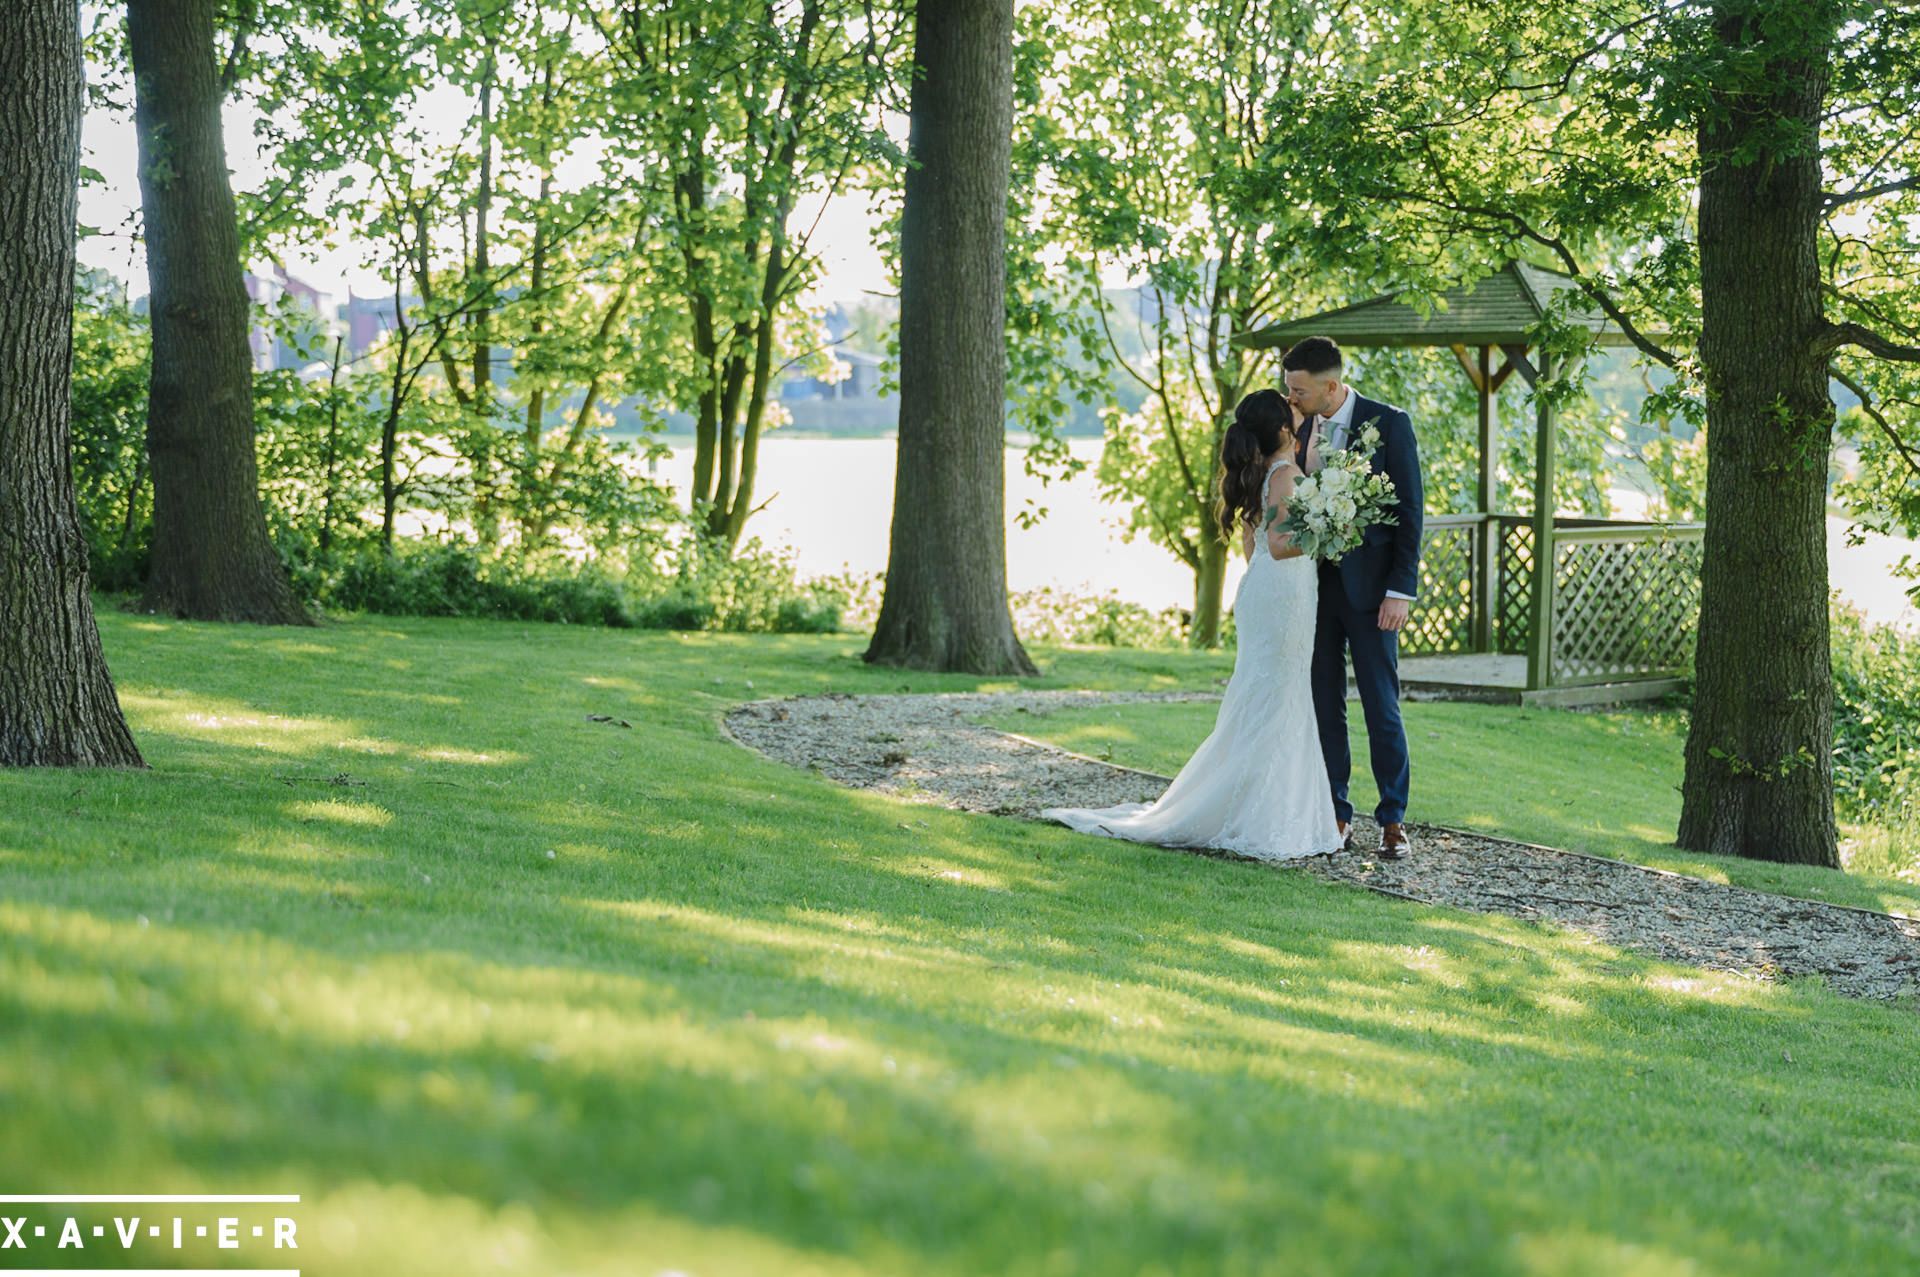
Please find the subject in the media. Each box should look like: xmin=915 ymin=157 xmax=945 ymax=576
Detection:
xmin=1550 ymin=534 xmax=1704 ymax=683
xmin=1497 ymin=520 xmax=1535 ymax=655
xmin=1402 ymin=523 xmax=1476 ymax=656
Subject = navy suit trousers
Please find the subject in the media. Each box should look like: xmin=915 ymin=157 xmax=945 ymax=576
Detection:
xmin=1311 ymin=564 xmax=1412 ymax=826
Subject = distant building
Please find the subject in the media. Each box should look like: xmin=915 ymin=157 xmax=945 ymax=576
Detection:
xmin=768 ymin=303 xmax=896 ymax=432
xmin=241 ymin=267 xmax=335 ymax=373
xmin=782 ymin=347 xmax=885 ymax=403
xmin=779 ymin=302 xmax=893 ymax=402
xmin=339 ymin=290 xmax=411 ymax=363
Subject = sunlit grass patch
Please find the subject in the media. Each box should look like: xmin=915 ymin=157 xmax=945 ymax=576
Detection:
xmin=0 ymin=610 xmax=1911 ymax=1275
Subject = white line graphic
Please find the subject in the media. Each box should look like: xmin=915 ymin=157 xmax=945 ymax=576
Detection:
xmin=0 ymin=1195 xmax=300 ymax=1203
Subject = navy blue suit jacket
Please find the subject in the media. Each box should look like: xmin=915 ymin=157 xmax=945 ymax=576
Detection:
xmin=1298 ymin=393 xmax=1425 ymax=612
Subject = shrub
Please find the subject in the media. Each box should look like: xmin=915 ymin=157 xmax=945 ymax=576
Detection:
xmin=309 ymin=543 xmax=635 ymax=627
xmin=630 ymin=536 xmax=849 ymax=634
xmin=1830 ymin=602 xmax=1920 ymax=827
xmin=1008 ymin=587 xmax=1200 ymax=649
xmin=69 ymin=272 xmax=152 ymax=590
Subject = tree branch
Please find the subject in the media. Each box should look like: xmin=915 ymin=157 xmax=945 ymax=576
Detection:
xmin=1091 ymin=273 xmax=1161 ymax=399
xmin=1380 ymin=188 xmax=1685 ymax=371
xmin=218 ymin=0 xmax=258 ymax=97
xmin=1831 ymin=365 xmax=1920 ymax=482
xmin=1817 ymin=321 xmax=1920 ymax=363
xmin=1823 ymin=174 xmax=1920 ymax=209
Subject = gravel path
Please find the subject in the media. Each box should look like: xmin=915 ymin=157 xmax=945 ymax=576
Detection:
xmin=724 ymin=690 xmax=1920 ymax=1002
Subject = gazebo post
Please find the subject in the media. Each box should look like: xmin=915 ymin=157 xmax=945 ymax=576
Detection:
xmin=1526 ymin=350 xmax=1557 ymax=691
xmin=1474 ymin=344 xmax=1498 ymax=653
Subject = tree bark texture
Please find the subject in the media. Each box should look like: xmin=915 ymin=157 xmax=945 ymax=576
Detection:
xmin=128 ymin=0 xmax=307 ymax=624
xmin=1677 ymin=2 xmax=1839 ymax=866
xmin=0 ymin=0 xmax=144 ymax=767
xmin=865 ymin=0 xmax=1034 ymax=674
xmin=1190 ymin=535 xmax=1227 ymax=650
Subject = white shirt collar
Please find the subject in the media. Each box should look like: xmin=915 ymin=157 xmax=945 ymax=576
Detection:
xmin=1320 ymin=383 xmax=1358 ymax=440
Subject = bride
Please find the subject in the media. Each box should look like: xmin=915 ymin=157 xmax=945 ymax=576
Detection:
xmin=1042 ymin=389 xmax=1344 ymax=862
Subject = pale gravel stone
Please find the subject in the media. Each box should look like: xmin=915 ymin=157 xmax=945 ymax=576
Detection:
xmin=724 ymin=691 xmax=1920 ymax=1002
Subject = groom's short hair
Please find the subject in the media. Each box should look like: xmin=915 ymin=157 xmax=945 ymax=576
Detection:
xmin=1281 ymin=336 xmax=1343 ymax=377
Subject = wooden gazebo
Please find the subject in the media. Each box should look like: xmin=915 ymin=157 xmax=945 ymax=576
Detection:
xmin=1238 ymin=260 xmax=1702 ymax=705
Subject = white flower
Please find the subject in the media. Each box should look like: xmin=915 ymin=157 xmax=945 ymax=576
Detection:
xmin=1275 ymin=429 xmax=1399 ymax=564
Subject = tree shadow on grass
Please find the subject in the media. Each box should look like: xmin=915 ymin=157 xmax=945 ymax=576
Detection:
xmin=5 ymin=881 xmax=1909 ymax=1277
xmin=4 ymin=613 xmax=1913 ymax=1272
xmin=4 ymin=784 xmax=1917 ymax=1276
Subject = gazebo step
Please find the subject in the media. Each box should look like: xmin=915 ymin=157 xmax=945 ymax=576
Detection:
xmin=1516 ymin=678 xmax=1687 ymax=708
xmin=1343 ymin=652 xmax=1685 ymax=708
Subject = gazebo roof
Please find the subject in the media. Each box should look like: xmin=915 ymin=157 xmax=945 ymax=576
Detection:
xmin=1237 ymin=260 xmax=1647 ymax=350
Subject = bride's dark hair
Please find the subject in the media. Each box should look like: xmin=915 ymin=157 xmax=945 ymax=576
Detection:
xmin=1217 ymin=389 xmax=1295 ymax=539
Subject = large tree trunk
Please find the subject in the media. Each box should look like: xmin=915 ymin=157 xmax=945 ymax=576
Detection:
xmin=1677 ymin=4 xmax=1838 ymax=867
xmin=0 ymin=0 xmax=144 ymax=767
xmin=865 ymin=0 xmax=1033 ymax=674
xmin=128 ymin=0 xmax=306 ymax=624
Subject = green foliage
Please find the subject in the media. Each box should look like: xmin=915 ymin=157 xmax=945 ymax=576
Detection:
xmin=253 ymin=361 xmax=385 ymax=560
xmin=68 ymin=271 xmax=152 ymax=590
xmin=1094 ymin=394 xmax=1222 ymax=573
xmin=523 ymin=430 xmax=681 ymax=562
xmin=630 ymin=536 xmax=850 ymax=635
xmin=1344 ymin=348 xmax=1482 ymax=515
xmin=212 ymin=0 xmax=910 ymax=553
xmin=1001 ymin=9 xmax=1108 ymax=495
xmin=284 ymin=535 xmax=850 ymax=635
xmin=593 ymin=0 xmax=908 ymax=543
xmin=1830 ymin=603 xmax=1920 ymax=830
xmin=1538 ymin=378 xmax=1634 ymax=520
xmin=1632 ymin=424 xmax=1710 ymax=523
xmin=1836 ymin=399 xmax=1920 ymax=596
xmin=1008 ymin=587 xmax=1199 ymax=651
xmin=64 ymin=285 xmax=841 ymax=634
xmin=302 ymin=541 xmax=634 ymax=627
xmin=1019 ymin=4 xmax=1340 ymax=642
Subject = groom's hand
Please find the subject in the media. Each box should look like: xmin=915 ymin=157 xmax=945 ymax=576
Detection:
xmin=1377 ymin=597 xmax=1410 ymax=633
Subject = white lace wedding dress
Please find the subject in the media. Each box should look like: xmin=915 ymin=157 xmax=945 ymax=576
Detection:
xmin=1042 ymin=457 xmax=1343 ymax=862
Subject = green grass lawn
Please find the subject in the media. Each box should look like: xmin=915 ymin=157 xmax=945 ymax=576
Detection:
xmin=997 ymin=697 xmax=1920 ymax=920
xmin=2 ymin=612 xmax=1917 ymax=1276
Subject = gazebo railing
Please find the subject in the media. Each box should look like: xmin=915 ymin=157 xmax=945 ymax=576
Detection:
xmin=1403 ymin=513 xmax=1704 ymax=687
xmin=1402 ymin=515 xmax=1480 ymax=655
xmin=1545 ymin=523 xmax=1704 ymax=685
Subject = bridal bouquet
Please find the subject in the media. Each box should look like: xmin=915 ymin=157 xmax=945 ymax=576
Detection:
xmin=1271 ymin=423 xmax=1399 ymax=562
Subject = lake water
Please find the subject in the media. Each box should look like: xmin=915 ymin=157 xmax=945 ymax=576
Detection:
xmin=646 ymin=435 xmax=1920 ymax=630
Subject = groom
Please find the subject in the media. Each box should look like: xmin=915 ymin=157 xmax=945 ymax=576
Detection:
xmin=1283 ymin=337 xmax=1424 ymax=860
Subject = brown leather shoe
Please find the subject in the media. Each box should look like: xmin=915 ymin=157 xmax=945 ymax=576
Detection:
xmin=1337 ymin=821 xmax=1353 ymax=852
xmin=1378 ymin=823 xmax=1412 ymax=860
